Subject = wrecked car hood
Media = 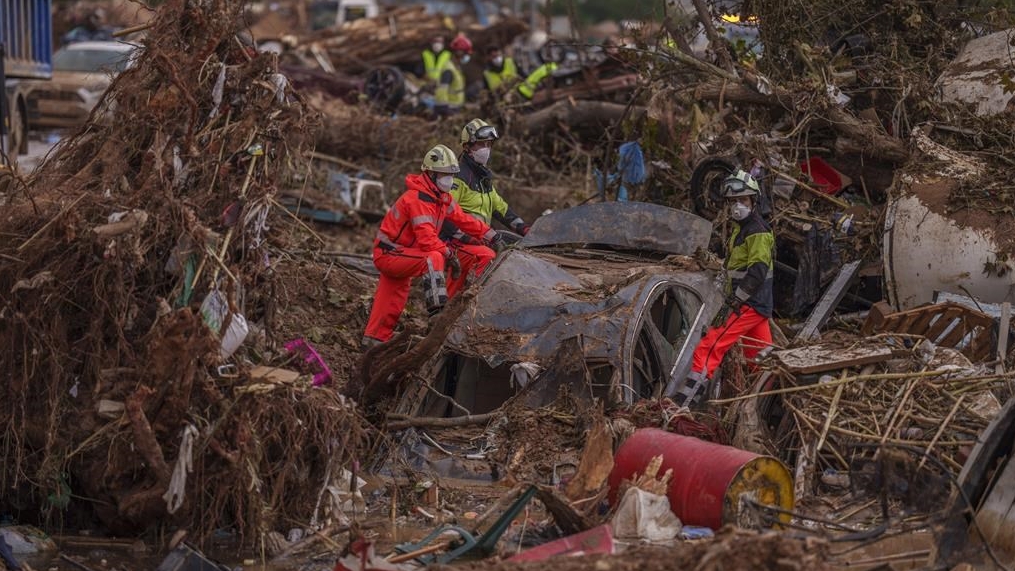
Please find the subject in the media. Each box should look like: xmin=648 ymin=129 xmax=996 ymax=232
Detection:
xmin=519 ymin=201 xmax=712 ymax=255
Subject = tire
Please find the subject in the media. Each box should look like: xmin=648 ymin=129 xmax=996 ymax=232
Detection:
xmin=689 ymin=156 xmax=737 ymax=219
xmin=363 ymin=66 xmax=405 ymax=111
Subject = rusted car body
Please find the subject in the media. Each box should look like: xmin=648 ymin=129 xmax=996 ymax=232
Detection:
xmin=397 ymin=202 xmax=722 ymax=419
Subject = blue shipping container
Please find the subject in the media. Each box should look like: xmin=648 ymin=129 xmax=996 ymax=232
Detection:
xmin=0 ymin=0 xmax=53 ymax=79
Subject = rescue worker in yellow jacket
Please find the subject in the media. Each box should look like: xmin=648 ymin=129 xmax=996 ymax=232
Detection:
xmin=450 ymin=119 xmax=530 ymax=236
xmin=482 ymin=46 xmax=519 ymax=94
xmin=676 ymin=170 xmax=775 ymax=408
xmin=421 ymin=35 xmax=450 ymax=84
xmin=434 ymin=34 xmax=472 ymax=116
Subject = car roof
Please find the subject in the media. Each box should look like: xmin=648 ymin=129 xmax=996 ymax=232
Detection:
xmin=59 ymin=41 xmax=135 ymax=52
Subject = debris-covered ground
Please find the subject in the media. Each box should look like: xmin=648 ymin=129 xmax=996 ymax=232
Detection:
xmin=3 ymin=0 xmax=1015 ymax=569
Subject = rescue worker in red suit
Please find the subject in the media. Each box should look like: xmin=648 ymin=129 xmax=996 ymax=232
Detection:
xmin=676 ymin=170 xmax=774 ymax=407
xmin=362 ymin=144 xmax=502 ymax=347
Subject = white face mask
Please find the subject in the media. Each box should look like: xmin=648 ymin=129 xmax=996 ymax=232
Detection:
xmin=461 ymin=54 xmax=471 ymax=64
xmin=436 ymin=174 xmax=455 ymax=192
xmin=432 ymin=42 xmax=444 ymax=53
xmin=471 ymin=147 xmax=492 ymax=165
xmin=492 ymin=56 xmax=504 ymax=67
xmin=730 ymin=202 xmax=752 ymax=221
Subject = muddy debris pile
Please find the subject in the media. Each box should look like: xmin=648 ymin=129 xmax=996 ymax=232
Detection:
xmin=0 ymin=0 xmax=372 ymax=545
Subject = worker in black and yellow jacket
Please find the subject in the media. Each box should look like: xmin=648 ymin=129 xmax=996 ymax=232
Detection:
xmin=676 ymin=170 xmax=774 ymax=408
xmin=450 ymin=118 xmax=530 ymax=237
xmin=482 ymin=45 xmax=519 ymax=94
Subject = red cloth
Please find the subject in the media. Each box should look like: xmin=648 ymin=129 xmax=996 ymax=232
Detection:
xmin=690 ymin=305 xmax=772 ymax=379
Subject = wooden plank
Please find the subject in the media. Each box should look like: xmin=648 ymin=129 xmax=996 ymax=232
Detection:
xmin=895 ymin=310 xmax=925 ymax=334
xmin=998 ymin=303 xmax=1011 ymax=374
xmin=907 ymin=310 xmax=940 ymax=336
xmin=774 ymin=342 xmax=896 ymax=374
xmin=924 ymin=307 xmax=963 ymax=341
xmin=940 ymin=319 xmax=975 ymax=348
xmin=861 ymin=301 xmax=893 ymax=335
xmin=795 ymin=260 xmax=862 ymax=342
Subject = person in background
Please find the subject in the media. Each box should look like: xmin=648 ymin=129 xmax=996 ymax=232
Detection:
xmin=482 ymin=45 xmax=519 ymax=95
xmin=433 ymin=34 xmax=472 ymax=117
xmin=675 ymin=170 xmax=774 ymax=408
xmin=421 ymin=35 xmax=450 ymax=84
xmin=362 ymin=144 xmax=500 ymax=347
xmin=61 ymin=8 xmax=114 ymax=45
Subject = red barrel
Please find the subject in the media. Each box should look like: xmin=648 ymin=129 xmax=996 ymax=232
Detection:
xmin=607 ymin=428 xmax=794 ymax=530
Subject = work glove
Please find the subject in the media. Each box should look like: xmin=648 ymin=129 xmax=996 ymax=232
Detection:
xmin=489 ymin=234 xmax=505 ymax=254
xmin=723 ymin=292 xmax=743 ymax=317
xmin=447 ymin=251 xmax=462 ymax=280
xmin=715 ymin=293 xmax=741 ymax=324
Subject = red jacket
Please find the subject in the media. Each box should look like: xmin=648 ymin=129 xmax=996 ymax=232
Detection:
xmin=375 ymin=173 xmax=496 ymax=253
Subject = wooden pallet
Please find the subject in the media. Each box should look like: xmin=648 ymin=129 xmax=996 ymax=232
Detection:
xmin=861 ymin=301 xmax=997 ymax=362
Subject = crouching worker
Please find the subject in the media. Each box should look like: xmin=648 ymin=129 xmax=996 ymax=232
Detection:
xmin=676 ymin=170 xmax=774 ymax=407
xmin=362 ymin=145 xmax=500 ymax=348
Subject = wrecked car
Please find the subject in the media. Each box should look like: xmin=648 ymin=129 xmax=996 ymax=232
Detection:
xmin=398 ymin=202 xmax=722 ymax=422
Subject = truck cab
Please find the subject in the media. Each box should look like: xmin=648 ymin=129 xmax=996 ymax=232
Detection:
xmin=1 ymin=0 xmax=52 ymax=161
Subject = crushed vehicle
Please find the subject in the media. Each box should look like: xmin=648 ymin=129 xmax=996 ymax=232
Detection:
xmin=387 ymin=203 xmax=722 ymax=478
xmin=24 ymin=40 xmax=136 ymax=130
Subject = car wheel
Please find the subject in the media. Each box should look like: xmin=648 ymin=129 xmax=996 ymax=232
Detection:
xmin=689 ymin=156 xmax=736 ymax=219
xmin=364 ymin=66 xmax=405 ymax=111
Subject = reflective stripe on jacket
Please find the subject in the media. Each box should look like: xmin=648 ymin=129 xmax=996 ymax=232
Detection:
xmin=726 ymin=211 xmax=775 ymax=317
xmin=483 ymin=57 xmax=519 ymax=91
xmin=450 ymin=153 xmax=525 ymax=231
xmin=422 ymin=49 xmax=450 ymax=82
xmin=435 ymin=60 xmax=465 ymax=107
xmin=376 ymin=173 xmax=495 ymax=254
xmin=517 ymin=62 xmax=558 ymax=99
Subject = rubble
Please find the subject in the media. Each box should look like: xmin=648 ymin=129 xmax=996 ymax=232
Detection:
xmin=4 ymin=0 xmax=1015 ymax=568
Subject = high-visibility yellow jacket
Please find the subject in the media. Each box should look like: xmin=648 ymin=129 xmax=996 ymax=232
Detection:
xmin=434 ymin=59 xmax=465 ymax=107
xmin=726 ymin=211 xmax=775 ymax=317
xmin=422 ymin=48 xmax=450 ymax=82
xmin=483 ymin=57 xmax=519 ymax=91
xmin=517 ymin=62 xmax=558 ymax=99
xmin=450 ymin=153 xmax=527 ymax=233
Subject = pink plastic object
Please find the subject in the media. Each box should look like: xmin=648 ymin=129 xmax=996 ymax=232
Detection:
xmin=507 ymin=524 xmax=614 ymax=562
xmin=799 ymin=157 xmax=849 ymax=195
xmin=284 ymin=338 xmax=333 ymax=386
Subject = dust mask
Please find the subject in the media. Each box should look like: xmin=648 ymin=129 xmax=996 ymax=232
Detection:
xmin=462 ymin=54 xmax=471 ymax=64
xmin=471 ymin=147 xmax=492 ymax=165
xmin=492 ymin=56 xmax=504 ymax=67
xmin=432 ymin=42 xmax=444 ymax=53
xmin=730 ymin=202 xmax=752 ymax=221
xmin=436 ymin=174 xmax=455 ymax=192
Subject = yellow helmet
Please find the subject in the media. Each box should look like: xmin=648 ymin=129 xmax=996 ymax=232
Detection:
xmin=460 ymin=118 xmax=500 ymax=146
xmin=421 ymin=144 xmax=460 ymax=174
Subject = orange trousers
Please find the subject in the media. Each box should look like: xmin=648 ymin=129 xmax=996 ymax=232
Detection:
xmin=690 ymin=305 xmax=772 ymax=379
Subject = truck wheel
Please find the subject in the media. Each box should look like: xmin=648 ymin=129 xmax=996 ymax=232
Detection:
xmin=7 ymin=97 xmax=28 ymax=156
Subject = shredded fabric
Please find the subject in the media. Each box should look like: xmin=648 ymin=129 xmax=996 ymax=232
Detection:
xmin=163 ymin=423 xmax=199 ymax=514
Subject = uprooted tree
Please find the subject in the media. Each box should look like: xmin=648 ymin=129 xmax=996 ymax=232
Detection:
xmin=0 ymin=0 xmax=369 ymax=542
